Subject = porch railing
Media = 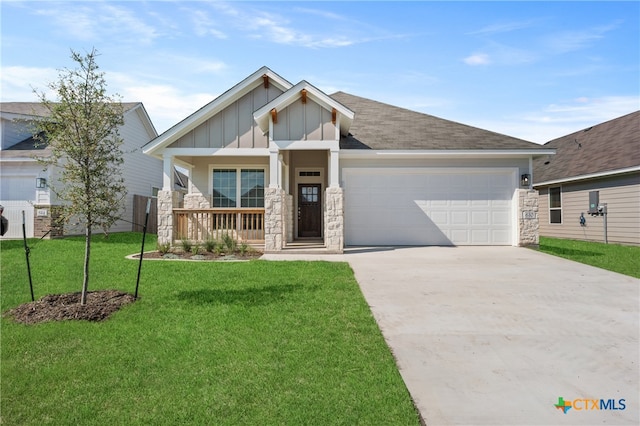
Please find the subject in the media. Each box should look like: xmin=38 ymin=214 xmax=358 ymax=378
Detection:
xmin=173 ymin=208 xmax=265 ymax=243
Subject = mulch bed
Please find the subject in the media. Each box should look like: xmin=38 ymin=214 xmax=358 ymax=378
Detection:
xmin=3 ymin=290 xmax=136 ymax=325
xmin=135 ymin=250 xmax=263 ymax=261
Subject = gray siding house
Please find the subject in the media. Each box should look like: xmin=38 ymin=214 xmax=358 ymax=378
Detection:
xmin=143 ymin=67 xmax=554 ymax=252
xmin=533 ymin=111 xmax=640 ymax=246
xmin=0 ymin=102 xmax=161 ymax=238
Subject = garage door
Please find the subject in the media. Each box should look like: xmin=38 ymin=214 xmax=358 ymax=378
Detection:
xmin=343 ymin=168 xmax=516 ymax=246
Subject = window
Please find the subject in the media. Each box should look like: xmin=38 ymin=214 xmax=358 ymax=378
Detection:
xmin=241 ymin=169 xmax=265 ymax=208
xmin=212 ymin=168 xmax=264 ymax=208
xmin=549 ymin=187 xmax=562 ymax=224
xmin=212 ymin=169 xmax=237 ymax=207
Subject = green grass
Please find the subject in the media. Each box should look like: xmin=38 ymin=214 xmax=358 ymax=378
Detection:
xmin=539 ymin=237 xmax=640 ymax=278
xmin=1 ymin=233 xmax=419 ymax=425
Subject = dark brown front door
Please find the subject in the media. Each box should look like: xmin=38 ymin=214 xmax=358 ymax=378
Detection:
xmin=298 ymin=184 xmax=321 ymax=238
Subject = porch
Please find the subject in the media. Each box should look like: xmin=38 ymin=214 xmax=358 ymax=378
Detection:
xmin=173 ymin=208 xmax=265 ymax=243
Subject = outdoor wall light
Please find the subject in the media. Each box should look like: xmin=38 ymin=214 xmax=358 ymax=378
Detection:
xmin=36 ymin=177 xmax=47 ymax=188
xmin=520 ymin=174 xmax=530 ymax=187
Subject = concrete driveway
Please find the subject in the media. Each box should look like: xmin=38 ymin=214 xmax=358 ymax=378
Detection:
xmin=263 ymin=247 xmax=639 ymax=425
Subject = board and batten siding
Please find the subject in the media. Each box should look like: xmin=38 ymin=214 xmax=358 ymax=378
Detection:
xmin=538 ymin=173 xmax=640 ymax=245
xmin=272 ymin=98 xmax=335 ymax=141
xmin=169 ymin=85 xmax=283 ymax=150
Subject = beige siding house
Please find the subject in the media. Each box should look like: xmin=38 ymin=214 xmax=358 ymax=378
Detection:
xmin=0 ymin=102 xmax=161 ymax=238
xmin=534 ymin=111 xmax=640 ymax=246
xmin=143 ymin=67 xmax=554 ymax=252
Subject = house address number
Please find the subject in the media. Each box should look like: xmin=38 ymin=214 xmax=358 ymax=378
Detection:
xmin=522 ymin=210 xmax=536 ymax=219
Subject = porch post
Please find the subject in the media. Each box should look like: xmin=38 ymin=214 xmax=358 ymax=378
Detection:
xmin=162 ymin=154 xmax=174 ymax=190
xmin=328 ymin=148 xmax=340 ymax=188
xmin=269 ymin=147 xmax=279 ymax=188
xmin=265 ymin=146 xmax=284 ymax=251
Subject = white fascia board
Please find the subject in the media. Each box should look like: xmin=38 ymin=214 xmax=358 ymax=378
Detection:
xmin=128 ymin=103 xmax=158 ymax=138
xmin=0 ymin=157 xmax=40 ymax=163
xmin=164 ymin=147 xmax=270 ymax=157
xmin=272 ymin=140 xmax=339 ymax=150
xmin=339 ymin=149 xmax=556 ymax=159
xmin=143 ymin=67 xmax=292 ymax=158
xmin=533 ymin=166 xmax=640 ymax=187
xmin=254 ymin=81 xmax=355 ymax=134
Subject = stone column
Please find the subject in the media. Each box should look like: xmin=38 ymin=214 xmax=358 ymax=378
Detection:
xmin=518 ymin=189 xmax=539 ymax=247
xmin=157 ymin=190 xmax=180 ymax=246
xmin=264 ymin=187 xmax=284 ymax=252
xmin=284 ymin=193 xmax=294 ymax=243
xmin=324 ymin=187 xmax=344 ymax=253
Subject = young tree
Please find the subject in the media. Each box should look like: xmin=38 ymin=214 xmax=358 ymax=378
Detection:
xmin=34 ymin=48 xmax=127 ymax=305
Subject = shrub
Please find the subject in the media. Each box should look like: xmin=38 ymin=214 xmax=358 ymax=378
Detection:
xmin=191 ymin=244 xmax=200 ymax=255
xmin=222 ymin=233 xmax=236 ymax=252
xmin=214 ymin=242 xmax=224 ymax=256
xmin=180 ymin=239 xmax=193 ymax=253
xmin=239 ymin=242 xmax=248 ymax=256
xmin=157 ymin=242 xmax=171 ymax=254
xmin=204 ymin=239 xmax=217 ymax=252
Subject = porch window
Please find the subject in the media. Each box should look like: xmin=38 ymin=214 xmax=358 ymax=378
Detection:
xmin=212 ymin=168 xmax=264 ymax=208
xmin=212 ymin=169 xmax=237 ymax=207
xmin=549 ymin=187 xmax=562 ymax=224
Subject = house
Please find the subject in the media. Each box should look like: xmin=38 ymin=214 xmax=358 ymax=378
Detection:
xmin=533 ymin=111 xmax=640 ymax=246
xmin=0 ymin=102 xmax=162 ymax=239
xmin=143 ymin=67 xmax=554 ymax=252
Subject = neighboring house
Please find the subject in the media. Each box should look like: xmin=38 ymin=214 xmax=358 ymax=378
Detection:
xmin=0 ymin=102 xmax=162 ymax=239
xmin=533 ymin=111 xmax=640 ymax=246
xmin=143 ymin=67 xmax=554 ymax=252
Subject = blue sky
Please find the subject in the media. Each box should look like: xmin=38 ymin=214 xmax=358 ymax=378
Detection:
xmin=2 ymin=1 xmax=638 ymax=143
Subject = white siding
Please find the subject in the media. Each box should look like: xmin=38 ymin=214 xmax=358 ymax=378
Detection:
xmin=272 ymin=98 xmax=336 ymax=142
xmin=114 ymin=106 xmax=162 ymax=232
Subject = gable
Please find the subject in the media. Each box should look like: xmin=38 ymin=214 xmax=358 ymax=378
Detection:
xmin=143 ymin=67 xmax=293 ymax=158
xmin=271 ymin=97 xmax=337 ymax=141
xmin=167 ymin=84 xmax=284 ymax=150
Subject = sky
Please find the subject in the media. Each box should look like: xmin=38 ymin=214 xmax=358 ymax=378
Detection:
xmin=1 ymin=1 xmax=638 ymax=144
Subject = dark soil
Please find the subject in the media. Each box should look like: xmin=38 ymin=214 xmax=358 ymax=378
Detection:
xmin=4 ymin=290 xmax=136 ymax=325
xmin=135 ymin=250 xmax=263 ymax=261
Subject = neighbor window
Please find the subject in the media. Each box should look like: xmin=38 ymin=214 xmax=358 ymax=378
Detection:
xmin=549 ymin=187 xmax=562 ymax=224
xmin=212 ymin=168 xmax=264 ymax=208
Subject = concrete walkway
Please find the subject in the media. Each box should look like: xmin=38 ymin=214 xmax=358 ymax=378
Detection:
xmin=263 ymin=247 xmax=639 ymax=425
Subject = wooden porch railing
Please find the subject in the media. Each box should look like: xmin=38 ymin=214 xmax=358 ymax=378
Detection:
xmin=173 ymin=208 xmax=265 ymax=243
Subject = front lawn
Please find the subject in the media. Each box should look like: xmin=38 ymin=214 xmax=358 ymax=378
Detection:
xmin=1 ymin=233 xmax=420 ymax=425
xmin=539 ymin=236 xmax=640 ymax=278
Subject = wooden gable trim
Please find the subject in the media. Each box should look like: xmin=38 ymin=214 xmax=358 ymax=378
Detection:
xmin=270 ymin=108 xmax=278 ymax=124
xmin=332 ymin=108 xmax=337 ymax=124
xmin=263 ymin=74 xmax=269 ymax=89
xmin=300 ymin=89 xmax=307 ymax=104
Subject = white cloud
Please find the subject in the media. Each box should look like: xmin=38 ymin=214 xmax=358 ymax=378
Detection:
xmin=0 ymin=66 xmax=59 ymax=101
xmin=544 ymin=21 xmax=622 ymax=54
xmin=468 ymin=20 xmax=535 ymax=36
xmin=34 ymin=3 xmax=160 ymax=45
xmin=465 ymin=96 xmax=640 ymax=144
xmin=464 ymin=53 xmax=491 ymax=66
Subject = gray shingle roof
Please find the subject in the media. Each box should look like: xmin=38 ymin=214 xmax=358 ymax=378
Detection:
xmin=533 ymin=110 xmax=640 ymax=184
xmin=1 ymin=102 xmax=141 ymax=160
xmin=0 ymin=102 xmax=140 ymax=117
xmin=330 ymin=92 xmax=547 ymax=151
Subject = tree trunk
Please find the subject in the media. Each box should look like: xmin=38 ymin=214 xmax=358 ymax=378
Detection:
xmin=81 ymin=225 xmax=92 ymax=305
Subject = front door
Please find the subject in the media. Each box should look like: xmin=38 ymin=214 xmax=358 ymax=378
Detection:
xmin=298 ymin=184 xmax=321 ymax=238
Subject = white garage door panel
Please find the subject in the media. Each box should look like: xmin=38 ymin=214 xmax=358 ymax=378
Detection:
xmin=344 ymin=168 xmax=515 ymax=246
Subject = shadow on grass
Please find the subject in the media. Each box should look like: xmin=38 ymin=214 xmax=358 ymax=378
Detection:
xmin=175 ymin=283 xmax=318 ymax=307
xmin=540 ymin=245 xmax=603 ymax=258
